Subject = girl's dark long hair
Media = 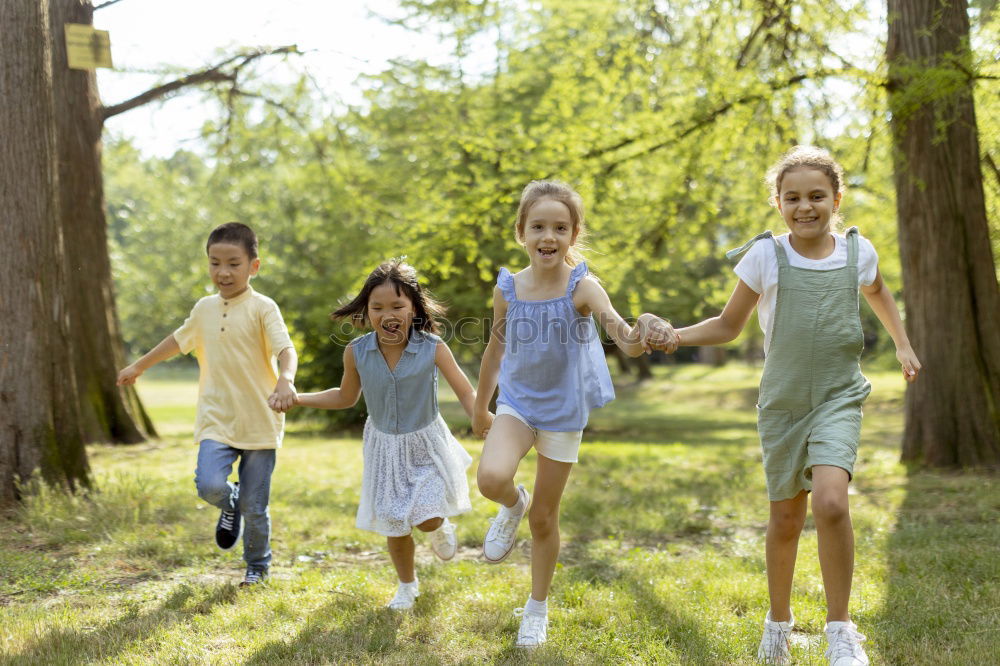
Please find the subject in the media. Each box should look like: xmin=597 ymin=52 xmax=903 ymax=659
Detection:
xmin=332 ymin=258 xmax=445 ymax=334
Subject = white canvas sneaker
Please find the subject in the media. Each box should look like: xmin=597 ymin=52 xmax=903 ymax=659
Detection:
xmin=482 ymin=484 xmax=529 ymax=563
xmin=514 ymin=607 xmax=547 ymax=648
xmin=428 ymin=517 xmax=457 ymax=561
xmin=386 ymin=580 xmax=419 ymax=610
xmin=757 ymin=611 xmax=793 ymax=665
xmin=825 ymin=621 xmax=869 ymax=666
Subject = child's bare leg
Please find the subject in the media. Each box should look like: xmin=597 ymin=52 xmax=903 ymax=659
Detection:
xmin=415 ymin=517 xmax=443 ymax=532
xmin=477 ymin=415 xmax=534 ymax=507
xmin=529 ymin=454 xmax=573 ymax=602
xmin=766 ymin=490 xmax=808 ymax=622
xmin=387 ymin=534 xmax=416 ymax=582
xmin=810 ymin=465 xmax=853 ymax=622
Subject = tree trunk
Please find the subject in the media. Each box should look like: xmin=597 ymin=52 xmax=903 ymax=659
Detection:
xmin=49 ymin=0 xmax=155 ymax=443
xmin=0 ymin=0 xmax=90 ymax=505
xmin=887 ymin=0 xmax=1000 ymax=466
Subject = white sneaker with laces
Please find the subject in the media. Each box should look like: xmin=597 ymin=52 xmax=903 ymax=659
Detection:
xmin=428 ymin=517 xmax=457 ymax=561
xmin=757 ymin=611 xmax=793 ymax=665
xmin=483 ymin=484 xmax=529 ymax=563
xmin=825 ymin=621 xmax=869 ymax=666
xmin=386 ymin=580 xmax=419 ymax=611
xmin=514 ymin=607 xmax=547 ymax=648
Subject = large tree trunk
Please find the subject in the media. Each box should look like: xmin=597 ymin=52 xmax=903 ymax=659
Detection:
xmin=49 ymin=0 xmax=155 ymax=443
xmin=0 ymin=0 xmax=90 ymax=505
xmin=887 ymin=0 xmax=1000 ymax=466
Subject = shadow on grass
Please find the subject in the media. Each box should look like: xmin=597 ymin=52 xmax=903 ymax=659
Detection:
xmin=558 ymin=446 xmax=759 ymax=548
xmin=877 ymin=467 xmax=1000 ymax=665
xmin=244 ymin=599 xmax=411 ymax=664
xmin=586 ymin=416 xmax=757 ymax=446
xmin=6 ymin=583 xmax=239 ymax=664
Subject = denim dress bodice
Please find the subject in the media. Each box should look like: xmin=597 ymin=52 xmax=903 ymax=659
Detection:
xmin=352 ymin=330 xmax=440 ymax=435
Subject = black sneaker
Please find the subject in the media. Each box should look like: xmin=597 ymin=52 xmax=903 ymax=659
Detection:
xmin=215 ymin=485 xmax=241 ymax=550
xmin=239 ymin=567 xmax=268 ymax=588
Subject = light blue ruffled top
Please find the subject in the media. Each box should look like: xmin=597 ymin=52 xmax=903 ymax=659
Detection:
xmin=496 ymin=262 xmax=615 ymax=431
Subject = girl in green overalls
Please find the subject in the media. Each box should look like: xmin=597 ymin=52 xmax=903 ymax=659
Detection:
xmin=662 ymin=147 xmax=920 ymax=665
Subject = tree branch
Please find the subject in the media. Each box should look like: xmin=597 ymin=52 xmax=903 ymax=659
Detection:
xmin=588 ymin=69 xmax=840 ymax=175
xmin=985 ymin=152 xmax=1000 ymax=191
xmin=94 ymin=0 xmax=129 ymax=10
xmin=100 ymin=45 xmax=299 ymax=123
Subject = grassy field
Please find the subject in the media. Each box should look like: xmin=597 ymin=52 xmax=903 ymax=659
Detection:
xmin=1 ymin=364 xmax=998 ymax=664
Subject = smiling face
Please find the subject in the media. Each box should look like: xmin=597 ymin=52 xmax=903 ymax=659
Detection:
xmin=208 ymin=242 xmax=259 ymax=299
xmin=367 ymin=281 xmax=415 ymax=346
xmin=520 ymin=197 xmax=579 ymax=266
xmin=776 ymin=168 xmax=842 ymax=243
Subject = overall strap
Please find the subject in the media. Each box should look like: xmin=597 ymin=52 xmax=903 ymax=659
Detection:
xmin=726 ymin=231 xmax=783 ymax=266
xmin=844 ymin=227 xmax=859 ymax=268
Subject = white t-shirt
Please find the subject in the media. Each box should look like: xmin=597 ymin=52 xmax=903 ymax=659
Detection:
xmin=734 ymin=232 xmax=878 ymax=355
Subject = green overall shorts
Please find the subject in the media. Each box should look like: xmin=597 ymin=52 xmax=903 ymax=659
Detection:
xmin=728 ymin=228 xmax=872 ymax=501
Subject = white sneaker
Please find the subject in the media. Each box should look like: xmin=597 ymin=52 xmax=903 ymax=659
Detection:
xmin=757 ymin=611 xmax=793 ymax=665
xmin=483 ymin=484 xmax=529 ymax=563
xmin=386 ymin=580 xmax=419 ymax=611
xmin=825 ymin=621 xmax=869 ymax=665
xmin=428 ymin=517 xmax=457 ymax=561
xmin=514 ymin=607 xmax=547 ymax=648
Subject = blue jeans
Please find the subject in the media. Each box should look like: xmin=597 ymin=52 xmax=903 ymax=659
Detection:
xmin=195 ymin=439 xmax=276 ymax=570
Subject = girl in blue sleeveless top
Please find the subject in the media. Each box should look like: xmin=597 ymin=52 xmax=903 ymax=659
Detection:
xmin=294 ymin=260 xmax=478 ymax=611
xmin=472 ymin=180 xmax=677 ymax=648
xmin=645 ymin=147 xmax=920 ymax=665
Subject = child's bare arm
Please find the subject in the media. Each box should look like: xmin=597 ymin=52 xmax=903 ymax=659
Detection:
xmin=295 ymin=345 xmax=362 ymax=410
xmin=578 ymin=278 xmax=676 ymax=357
xmin=268 ymin=347 xmax=299 ymax=412
xmin=436 ymin=342 xmax=477 ymax=420
xmin=861 ymin=270 xmax=921 ymax=382
xmin=116 ymin=334 xmax=181 ymax=386
xmin=675 ymin=280 xmax=759 ymax=346
xmin=473 ymin=287 xmax=507 ymax=437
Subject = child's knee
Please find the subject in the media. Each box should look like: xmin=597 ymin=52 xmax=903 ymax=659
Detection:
xmin=477 ymin=466 xmax=511 ymax=499
xmin=415 ymin=517 xmax=443 ymax=532
xmin=528 ymin=505 xmax=558 ymax=538
xmin=769 ymin=508 xmax=805 ymax=539
xmin=811 ymin=492 xmax=849 ymax=525
xmin=195 ymin=478 xmax=231 ymax=506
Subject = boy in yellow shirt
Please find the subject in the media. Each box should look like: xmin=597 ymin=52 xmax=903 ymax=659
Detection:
xmin=118 ymin=222 xmax=297 ymax=586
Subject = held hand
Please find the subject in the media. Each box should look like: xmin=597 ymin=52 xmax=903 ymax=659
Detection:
xmin=896 ymin=346 xmax=921 ymax=383
xmin=472 ymin=409 xmax=494 ymax=439
xmin=637 ymin=314 xmax=679 ymax=354
xmin=269 ymin=381 xmax=298 ymax=413
xmin=116 ymin=364 xmax=142 ymax=386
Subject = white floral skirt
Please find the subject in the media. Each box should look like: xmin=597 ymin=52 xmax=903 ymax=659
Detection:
xmin=356 ymin=414 xmax=473 ymax=537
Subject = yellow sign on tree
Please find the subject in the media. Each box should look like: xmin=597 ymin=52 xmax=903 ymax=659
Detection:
xmin=65 ymin=23 xmax=112 ymax=70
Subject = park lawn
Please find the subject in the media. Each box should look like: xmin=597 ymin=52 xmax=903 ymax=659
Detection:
xmin=1 ymin=364 xmax=998 ymax=665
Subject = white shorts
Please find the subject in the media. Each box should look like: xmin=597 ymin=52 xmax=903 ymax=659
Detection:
xmin=495 ymin=404 xmax=583 ymax=464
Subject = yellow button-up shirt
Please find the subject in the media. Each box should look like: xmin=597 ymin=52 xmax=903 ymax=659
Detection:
xmin=173 ymin=286 xmax=294 ymax=449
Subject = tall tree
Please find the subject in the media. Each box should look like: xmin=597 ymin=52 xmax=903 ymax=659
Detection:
xmin=49 ymin=0 xmax=154 ymax=443
xmin=0 ymin=0 xmax=89 ymax=504
xmin=0 ymin=0 xmax=298 ymax=501
xmin=887 ymin=0 xmax=1000 ymax=465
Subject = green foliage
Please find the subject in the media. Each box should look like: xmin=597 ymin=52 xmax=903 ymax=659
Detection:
xmin=106 ymin=0 xmax=999 ymax=425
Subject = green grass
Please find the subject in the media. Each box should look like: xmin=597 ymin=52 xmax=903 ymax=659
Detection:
xmin=1 ymin=364 xmax=998 ymax=664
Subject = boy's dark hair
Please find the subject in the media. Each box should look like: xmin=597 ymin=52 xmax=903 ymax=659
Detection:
xmin=333 ymin=258 xmax=445 ymax=334
xmin=206 ymin=222 xmax=258 ymax=259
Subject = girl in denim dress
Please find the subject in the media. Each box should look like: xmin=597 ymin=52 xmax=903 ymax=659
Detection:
xmin=295 ymin=260 xmax=478 ymax=611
